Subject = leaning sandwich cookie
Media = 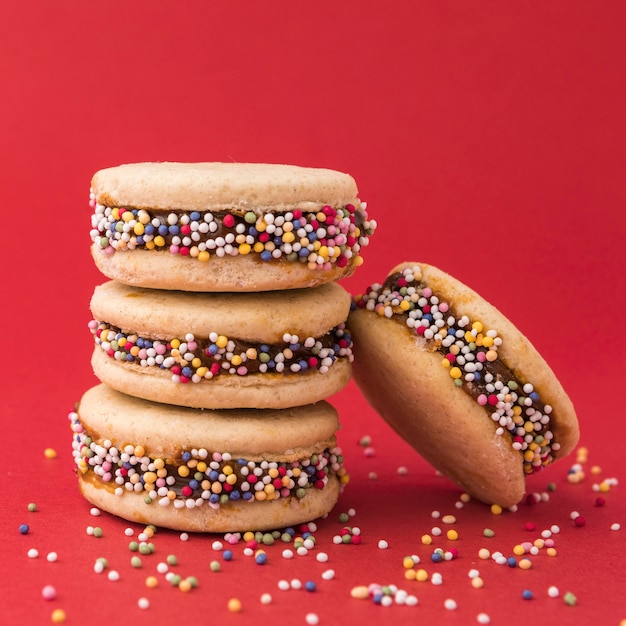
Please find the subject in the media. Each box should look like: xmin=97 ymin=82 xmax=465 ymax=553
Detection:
xmin=349 ymin=262 xmax=579 ymax=508
xmin=89 ymin=280 xmax=354 ymax=410
xmin=70 ymin=384 xmax=348 ymax=532
xmin=90 ymin=162 xmax=376 ymax=292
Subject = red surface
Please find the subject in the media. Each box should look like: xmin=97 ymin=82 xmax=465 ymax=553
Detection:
xmin=1 ymin=2 xmax=625 ymax=624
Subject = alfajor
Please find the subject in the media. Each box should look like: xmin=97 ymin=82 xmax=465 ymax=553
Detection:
xmin=71 ymin=384 xmax=348 ymax=532
xmin=349 ymin=262 xmax=579 ymax=508
xmin=89 ymin=280 xmax=353 ymax=409
xmin=89 ymin=162 xmax=376 ymax=291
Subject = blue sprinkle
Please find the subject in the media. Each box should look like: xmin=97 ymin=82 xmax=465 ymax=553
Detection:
xmin=223 ymin=550 xmax=233 ymax=561
xmin=305 ymin=466 xmax=316 ymax=476
xmin=181 ymin=367 xmax=193 ymax=378
xmin=248 ymin=226 xmax=259 ymax=237
xmin=237 ymin=459 xmax=247 ymax=465
xmin=229 ymin=491 xmax=241 ymax=501
xmin=255 ymin=553 xmax=267 ymax=565
xmin=522 ymin=589 xmax=534 ymax=600
xmin=190 ymin=211 xmax=201 ymax=221
xmin=19 ymin=524 xmax=29 ymax=534
xmin=144 ymin=224 xmax=155 ymax=235
xmin=260 ymin=251 xmax=272 ymax=262
xmin=259 ymin=345 xmax=270 ymax=353
xmin=181 ymin=452 xmax=192 ymax=462
xmin=431 ymin=552 xmax=443 ymax=563
xmin=243 ymin=492 xmax=253 ymax=501
xmin=507 ymin=557 xmax=518 ymax=567
xmin=136 ymin=236 xmax=144 ymax=245
xmin=298 ymin=248 xmax=310 ymax=257
xmin=207 ymin=344 xmax=219 ymax=355
xmin=158 ymin=224 xmax=169 ymax=236
xmin=209 ymin=494 xmax=220 ymax=504
xmin=307 ymin=232 xmax=317 ymax=242
xmin=126 ymin=354 xmax=134 ymax=362
xmin=530 ymin=392 xmax=539 ymax=401
xmin=305 ymin=581 xmax=316 ymax=592
xmin=168 ymin=225 xmax=180 ymax=235
xmin=209 ymin=470 xmax=219 ymax=481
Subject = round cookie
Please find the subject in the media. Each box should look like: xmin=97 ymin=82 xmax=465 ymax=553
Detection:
xmin=349 ymin=262 xmax=579 ymax=508
xmin=71 ymin=384 xmax=347 ymax=532
xmin=89 ymin=280 xmax=353 ymax=409
xmin=89 ymin=162 xmax=376 ymax=291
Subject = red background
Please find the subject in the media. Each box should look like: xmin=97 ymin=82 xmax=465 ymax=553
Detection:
xmin=1 ymin=2 xmax=625 ymax=624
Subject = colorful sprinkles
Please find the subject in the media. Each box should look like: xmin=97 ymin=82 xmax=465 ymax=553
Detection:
xmin=88 ymin=323 xmax=353 ymax=384
xmin=69 ymin=410 xmax=347 ymax=509
xmin=89 ymin=195 xmax=376 ymax=271
xmin=353 ymin=265 xmax=559 ymax=474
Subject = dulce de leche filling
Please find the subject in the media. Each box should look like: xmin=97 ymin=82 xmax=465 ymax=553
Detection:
xmin=69 ymin=410 xmax=348 ymax=510
xmin=89 ymin=197 xmax=377 ymax=272
xmin=89 ymin=321 xmax=353 ymax=383
xmin=352 ymin=265 xmax=560 ymax=475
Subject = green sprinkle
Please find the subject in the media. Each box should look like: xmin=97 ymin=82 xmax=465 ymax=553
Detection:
xmin=131 ymin=556 xmax=142 ymax=568
xmin=186 ymin=576 xmax=199 ymax=588
xmin=244 ymin=211 xmax=257 ymax=224
xmin=547 ymin=482 xmax=557 ymax=491
xmin=96 ymin=557 xmax=108 ymax=568
xmin=169 ymin=574 xmax=182 ymax=586
xmin=167 ymin=555 xmax=178 ymax=566
xmin=295 ymin=488 xmax=306 ymax=499
xmin=144 ymin=496 xmax=153 ymax=504
xmin=139 ymin=543 xmax=152 ymax=555
xmin=93 ymin=527 xmax=103 ymax=538
xmin=341 ymin=534 xmax=352 ymax=544
xmin=271 ymin=530 xmax=281 ymax=539
xmin=27 ymin=503 xmax=37 ymax=512
xmin=129 ymin=541 xmax=139 ymax=552
xmin=338 ymin=513 xmax=350 ymax=523
xmin=359 ymin=436 xmax=371 ymax=447
xmin=280 ymin=532 xmax=292 ymax=543
xmin=564 ymin=592 xmax=577 ymax=606
xmin=262 ymin=533 xmax=274 ymax=546
xmin=483 ymin=528 xmax=495 ymax=538
xmin=210 ymin=560 xmax=221 ymax=572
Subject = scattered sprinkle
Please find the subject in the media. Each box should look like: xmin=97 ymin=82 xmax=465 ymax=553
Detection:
xmin=138 ymin=598 xmax=150 ymax=610
xmin=44 ymin=448 xmax=57 ymax=459
xmin=42 ymin=586 xmax=57 ymax=601
xmin=227 ymin=598 xmax=242 ymax=612
xmin=51 ymin=609 xmax=66 ymax=623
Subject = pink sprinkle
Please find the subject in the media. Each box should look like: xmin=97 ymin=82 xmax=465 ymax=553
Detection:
xmin=223 ymin=214 xmax=235 ymax=228
xmin=42 ymin=585 xmax=57 ymax=601
xmin=439 ymin=302 xmax=449 ymax=313
xmin=422 ymin=288 xmax=432 ymax=298
xmin=574 ymin=516 xmax=586 ymax=527
xmin=477 ymin=394 xmax=488 ymax=406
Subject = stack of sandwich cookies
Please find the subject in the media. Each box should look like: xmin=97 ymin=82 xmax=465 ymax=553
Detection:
xmin=74 ymin=162 xmax=375 ymax=532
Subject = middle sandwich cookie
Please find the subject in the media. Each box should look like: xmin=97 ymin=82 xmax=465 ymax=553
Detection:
xmin=89 ymin=280 xmax=353 ymax=409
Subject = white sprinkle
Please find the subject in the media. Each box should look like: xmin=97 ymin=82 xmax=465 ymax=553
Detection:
xmin=431 ymin=527 xmax=442 ymax=537
xmin=550 ymin=524 xmax=561 ymax=534
xmin=316 ymin=552 xmax=329 ymax=563
xmin=297 ymin=546 xmax=309 ymax=556
xmin=27 ymin=548 xmax=39 ymax=559
xmin=260 ymin=593 xmax=272 ymax=604
xmin=444 ymin=598 xmax=457 ymax=610
xmin=303 ymin=538 xmax=315 ymax=550
xmin=243 ymin=547 xmax=254 ymax=557
xmin=138 ymin=597 xmax=150 ymax=609
xmin=290 ymin=578 xmax=302 ymax=590
xmin=107 ymin=570 xmax=120 ymax=582
xmin=282 ymin=549 xmax=294 ymax=559
xmin=347 ymin=508 xmax=356 ymax=517
xmin=431 ymin=572 xmax=443 ymax=585
xmin=477 ymin=613 xmax=491 ymax=624
xmin=378 ymin=540 xmax=389 ymax=550
xmin=352 ymin=527 xmax=361 ymax=536
xmin=46 ymin=552 xmax=58 ymax=563
xmin=321 ymin=569 xmax=335 ymax=580
xmin=156 ymin=562 xmax=168 ymax=574
xmin=277 ymin=580 xmax=290 ymax=591
xmin=90 ymin=507 xmax=101 ymax=516
xmin=610 ymin=523 xmax=621 ymax=531
xmin=547 ymin=585 xmax=560 ymax=597
xmin=305 ymin=614 xmax=319 ymax=625
xmin=381 ymin=595 xmax=393 ymax=607
xmin=137 ymin=532 xmax=148 ymax=542
xmin=179 ymin=532 xmax=189 ymax=541
xmin=212 ymin=541 xmax=223 ymax=551
xmin=431 ymin=510 xmax=441 ymax=519
xmin=332 ymin=535 xmax=342 ymax=545
xmin=397 ymin=466 xmax=408 ymax=475
xmin=468 ymin=569 xmax=480 ymax=579
xmin=124 ymin=527 xmax=135 ymax=536
xmin=405 ymin=595 xmax=419 ymax=606
xmin=86 ymin=526 xmax=94 ymax=536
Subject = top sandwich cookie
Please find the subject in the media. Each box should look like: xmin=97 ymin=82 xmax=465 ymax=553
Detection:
xmin=349 ymin=262 xmax=579 ymax=508
xmin=90 ymin=162 xmax=376 ymax=291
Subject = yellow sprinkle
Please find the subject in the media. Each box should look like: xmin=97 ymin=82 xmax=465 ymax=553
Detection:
xmin=134 ymin=445 xmax=145 ymax=458
xmin=446 ymin=529 xmax=459 ymax=541
xmin=243 ymin=531 xmax=255 ymax=542
xmin=403 ymin=556 xmax=415 ymax=569
xmin=519 ymin=558 xmax=533 ymax=570
xmin=216 ymin=335 xmax=228 ymax=348
xmin=404 ymin=569 xmax=417 ymax=581
xmin=122 ymin=211 xmax=134 ymax=222
xmin=354 ymin=256 xmax=364 ymax=267
xmin=239 ymin=243 xmax=252 ymax=254
xmin=546 ymin=547 xmax=557 ymax=557
xmin=513 ymin=544 xmax=525 ymax=556
xmin=486 ymin=350 xmax=498 ymax=362
xmin=226 ymin=474 xmax=237 ymax=486
xmin=179 ymin=579 xmax=193 ymax=592
xmin=339 ymin=473 xmax=350 ymax=485
xmin=231 ymin=355 xmax=243 ymax=366
xmin=599 ymin=481 xmax=611 ymax=493
xmin=471 ymin=576 xmax=484 ymax=589
xmin=441 ymin=358 xmax=451 ymax=369
xmin=154 ymin=235 xmax=165 ymax=247
xmin=253 ymin=242 xmax=265 ymax=253
xmin=246 ymin=348 xmax=258 ymax=360
xmin=490 ymin=504 xmax=503 ymax=515
xmin=421 ymin=534 xmax=432 ymax=545
xmin=533 ymin=539 xmax=545 ymax=549
xmin=198 ymin=250 xmax=210 ymax=262
xmin=170 ymin=338 xmax=181 ymax=349
xmin=153 ymin=458 xmax=165 ymax=470
xmin=211 ymin=483 xmax=222 ymax=494
xmin=255 ymin=219 xmax=267 ymax=232
xmin=254 ymin=491 xmax=267 ymax=501
xmin=196 ymin=366 xmax=208 ymax=378
xmin=227 ymin=598 xmax=242 ymax=613
xmin=472 ymin=321 xmax=483 ymax=333
xmin=51 ymin=609 xmax=67 ymax=623
xmin=44 ymin=448 xmax=57 ymax=459
xmin=449 ymin=367 xmax=462 ymax=379
xmin=350 ymin=585 xmax=370 ymax=599
xmin=415 ymin=569 xmax=429 ymax=582
xmin=143 ymin=472 xmax=157 ymax=484
xmin=133 ymin=222 xmax=144 ymax=235
xmin=177 ymin=465 xmax=190 ymax=478
xmin=399 ymin=300 xmax=410 ymax=311
xmin=590 ymin=465 xmax=602 ymax=475
xmin=281 ymin=232 xmax=295 ymax=244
